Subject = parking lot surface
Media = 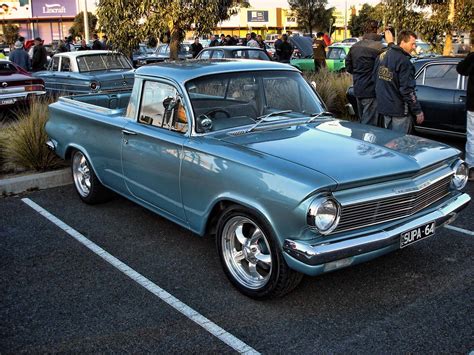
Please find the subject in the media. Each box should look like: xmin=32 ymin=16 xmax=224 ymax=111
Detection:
xmin=1 ymin=176 xmax=473 ymax=353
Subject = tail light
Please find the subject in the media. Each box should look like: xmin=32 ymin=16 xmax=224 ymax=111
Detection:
xmin=25 ymin=84 xmax=45 ymax=91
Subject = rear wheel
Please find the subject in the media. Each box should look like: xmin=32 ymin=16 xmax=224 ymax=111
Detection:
xmin=216 ymin=205 xmax=302 ymax=299
xmin=71 ymin=150 xmax=112 ymax=204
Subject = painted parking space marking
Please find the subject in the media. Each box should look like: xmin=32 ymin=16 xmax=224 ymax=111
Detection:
xmin=444 ymin=225 xmax=474 ymax=236
xmin=22 ymin=198 xmax=260 ymax=355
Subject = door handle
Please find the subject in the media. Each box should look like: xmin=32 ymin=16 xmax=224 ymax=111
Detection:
xmin=122 ymin=129 xmax=137 ymax=135
xmin=459 ymin=95 xmax=466 ymax=102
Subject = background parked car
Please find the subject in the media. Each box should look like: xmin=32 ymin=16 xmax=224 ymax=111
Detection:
xmin=134 ymin=43 xmax=192 ymax=66
xmin=347 ymin=57 xmax=467 ymax=137
xmin=132 ymin=43 xmax=156 ymax=67
xmin=0 ymin=59 xmax=45 ymax=109
xmin=32 ymin=50 xmax=134 ymax=95
xmin=326 ymin=44 xmax=351 ymax=72
xmin=195 ymin=46 xmax=271 ymax=60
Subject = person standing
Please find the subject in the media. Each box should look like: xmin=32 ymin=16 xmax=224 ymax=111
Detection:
xmin=209 ymin=35 xmax=219 ymax=47
xmin=256 ymin=35 xmax=268 ymax=54
xmin=456 ymin=50 xmax=474 ymax=180
xmin=275 ymin=34 xmax=293 ymax=63
xmin=77 ymin=39 xmax=89 ymax=51
xmin=346 ymin=20 xmax=394 ymax=126
xmin=246 ymin=32 xmax=259 ymax=48
xmin=91 ymin=34 xmax=103 ymax=50
xmin=9 ymin=40 xmax=30 ymax=71
xmin=190 ymin=37 xmax=203 ymax=58
xmin=274 ymin=34 xmax=283 ymax=61
xmin=31 ymin=37 xmax=48 ymax=72
xmin=312 ymin=32 xmax=326 ymax=73
xmin=373 ymin=30 xmax=424 ymax=133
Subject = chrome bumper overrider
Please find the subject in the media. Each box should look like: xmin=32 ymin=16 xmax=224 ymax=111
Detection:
xmin=283 ymin=193 xmax=470 ymax=266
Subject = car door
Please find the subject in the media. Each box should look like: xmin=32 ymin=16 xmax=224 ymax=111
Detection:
xmin=56 ymin=56 xmax=72 ymax=94
xmin=415 ymin=62 xmax=458 ymax=133
xmin=121 ymin=79 xmax=189 ymax=221
xmin=452 ymin=73 xmax=467 ymax=135
xmin=43 ymin=56 xmax=59 ymax=92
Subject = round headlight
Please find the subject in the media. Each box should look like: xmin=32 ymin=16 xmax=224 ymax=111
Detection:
xmin=450 ymin=160 xmax=468 ymax=190
xmin=307 ymin=197 xmax=340 ymax=234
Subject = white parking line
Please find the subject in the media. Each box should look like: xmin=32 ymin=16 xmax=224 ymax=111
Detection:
xmin=22 ymin=198 xmax=260 ymax=355
xmin=444 ymin=225 xmax=474 ymax=236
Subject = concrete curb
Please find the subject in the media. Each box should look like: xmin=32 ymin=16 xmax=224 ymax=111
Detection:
xmin=0 ymin=168 xmax=72 ymax=195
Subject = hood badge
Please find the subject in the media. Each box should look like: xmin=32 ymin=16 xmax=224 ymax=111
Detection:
xmin=1 ymin=82 xmax=7 ymax=88
xmin=393 ymin=180 xmax=431 ymax=194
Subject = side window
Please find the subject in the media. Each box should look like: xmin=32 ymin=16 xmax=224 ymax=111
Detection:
xmin=212 ymin=50 xmax=224 ymax=59
xmin=138 ymin=81 xmax=188 ymax=133
xmin=125 ymin=79 xmax=141 ymax=119
xmin=60 ymin=57 xmax=70 ymax=72
xmin=421 ymin=64 xmax=458 ymax=89
xmin=199 ymin=50 xmax=211 ymax=59
xmin=49 ymin=56 xmax=59 ymax=71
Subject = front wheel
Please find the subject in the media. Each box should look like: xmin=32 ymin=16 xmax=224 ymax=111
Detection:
xmin=216 ymin=205 xmax=302 ymax=299
xmin=71 ymin=150 xmax=112 ymax=204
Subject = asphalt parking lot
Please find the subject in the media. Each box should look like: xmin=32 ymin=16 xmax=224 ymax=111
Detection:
xmin=1 ymin=173 xmax=473 ymax=353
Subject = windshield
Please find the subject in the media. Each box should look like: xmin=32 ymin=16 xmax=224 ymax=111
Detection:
xmin=186 ymin=71 xmax=324 ymax=132
xmin=76 ymin=54 xmax=132 ymax=72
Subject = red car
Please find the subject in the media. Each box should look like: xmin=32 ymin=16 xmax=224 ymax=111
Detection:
xmin=0 ymin=59 xmax=45 ymax=108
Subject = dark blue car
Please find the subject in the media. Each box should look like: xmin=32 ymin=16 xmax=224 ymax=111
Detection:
xmin=347 ymin=57 xmax=467 ymax=137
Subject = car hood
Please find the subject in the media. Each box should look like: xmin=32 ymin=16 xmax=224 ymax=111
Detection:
xmin=219 ymin=120 xmax=458 ymax=187
xmin=289 ymin=36 xmax=313 ymax=58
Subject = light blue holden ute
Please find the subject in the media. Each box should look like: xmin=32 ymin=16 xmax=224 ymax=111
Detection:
xmin=46 ymin=60 xmax=471 ymax=299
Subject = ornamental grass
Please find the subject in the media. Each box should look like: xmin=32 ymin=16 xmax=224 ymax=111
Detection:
xmin=303 ymin=69 xmax=354 ymax=120
xmin=1 ymin=97 xmax=64 ymax=172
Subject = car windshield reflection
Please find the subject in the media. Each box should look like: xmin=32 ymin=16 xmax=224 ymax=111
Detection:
xmin=186 ymin=71 xmax=324 ymax=133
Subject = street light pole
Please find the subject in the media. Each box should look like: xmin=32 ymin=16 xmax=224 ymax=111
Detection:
xmin=83 ymin=0 xmax=89 ymax=42
xmin=344 ymin=0 xmax=347 ymax=40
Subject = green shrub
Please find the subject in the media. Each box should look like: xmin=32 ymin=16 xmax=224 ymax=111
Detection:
xmin=2 ymin=98 xmax=64 ymax=172
xmin=303 ymin=69 xmax=354 ymax=120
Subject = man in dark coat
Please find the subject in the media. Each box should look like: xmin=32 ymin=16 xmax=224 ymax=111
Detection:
xmin=91 ymin=34 xmax=103 ymax=50
xmin=190 ymin=37 xmax=203 ymax=58
xmin=456 ymin=50 xmax=474 ymax=180
xmin=275 ymin=34 xmax=293 ymax=63
xmin=31 ymin=37 xmax=48 ymax=72
xmin=312 ymin=32 xmax=326 ymax=73
xmin=346 ymin=20 xmax=393 ymax=126
xmin=373 ymin=30 xmax=424 ymax=133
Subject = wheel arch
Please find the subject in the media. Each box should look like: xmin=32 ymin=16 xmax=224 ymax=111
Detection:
xmin=65 ymin=144 xmax=106 ymax=186
xmin=204 ymin=198 xmax=277 ymax=242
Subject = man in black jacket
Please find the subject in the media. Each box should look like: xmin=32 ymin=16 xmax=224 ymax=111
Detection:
xmin=374 ymin=30 xmax=424 ymax=133
xmin=456 ymin=50 xmax=474 ymax=180
xmin=92 ymin=34 xmax=103 ymax=50
xmin=346 ymin=20 xmax=393 ymax=126
xmin=31 ymin=37 xmax=48 ymax=72
xmin=190 ymin=37 xmax=203 ymax=58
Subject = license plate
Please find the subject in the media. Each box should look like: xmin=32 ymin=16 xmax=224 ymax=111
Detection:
xmin=400 ymin=221 xmax=436 ymax=248
xmin=0 ymin=98 xmax=15 ymax=105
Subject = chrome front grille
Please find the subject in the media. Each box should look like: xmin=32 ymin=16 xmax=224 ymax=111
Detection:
xmin=334 ymin=174 xmax=452 ymax=233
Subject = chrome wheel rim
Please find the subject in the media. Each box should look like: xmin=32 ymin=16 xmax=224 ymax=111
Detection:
xmin=222 ymin=216 xmax=273 ymax=289
xmin=72 ymin=152 xmax=91 ymax=198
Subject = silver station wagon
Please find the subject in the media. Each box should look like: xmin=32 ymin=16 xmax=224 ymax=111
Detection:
xmin=46 ymin=60 xmax=471 ymax=299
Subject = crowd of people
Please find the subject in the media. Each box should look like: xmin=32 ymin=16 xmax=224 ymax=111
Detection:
xmin=5 ymin=33 xmax=111 ymax=72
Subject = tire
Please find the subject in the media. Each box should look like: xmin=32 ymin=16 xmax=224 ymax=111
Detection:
xmin=71 ymin=150 xmax=112 ymax=204
xmin=216 ymin=205 xmax=303 ymax=299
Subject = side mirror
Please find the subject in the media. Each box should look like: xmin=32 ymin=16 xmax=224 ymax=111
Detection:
xmin=196 ymin=115 xmax=213 ymax=133
xmin=163 ymin=96 xmax=178 ymax=111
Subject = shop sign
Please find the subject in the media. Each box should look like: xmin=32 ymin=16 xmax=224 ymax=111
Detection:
xmin=247 ymin=10 xmax=268 ymax=23
xmin=32 ymin=0 xmax=77 ymax=17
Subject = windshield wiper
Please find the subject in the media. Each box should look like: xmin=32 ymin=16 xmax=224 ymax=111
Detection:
xmin=305 ymin=111 xmax=333 ymax=124
xmin=247 ymin=110 xmax=292 ymax=133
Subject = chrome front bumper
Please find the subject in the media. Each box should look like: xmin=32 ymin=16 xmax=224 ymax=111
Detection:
xmin=283 ymin=193 xmax=470 ymax=266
